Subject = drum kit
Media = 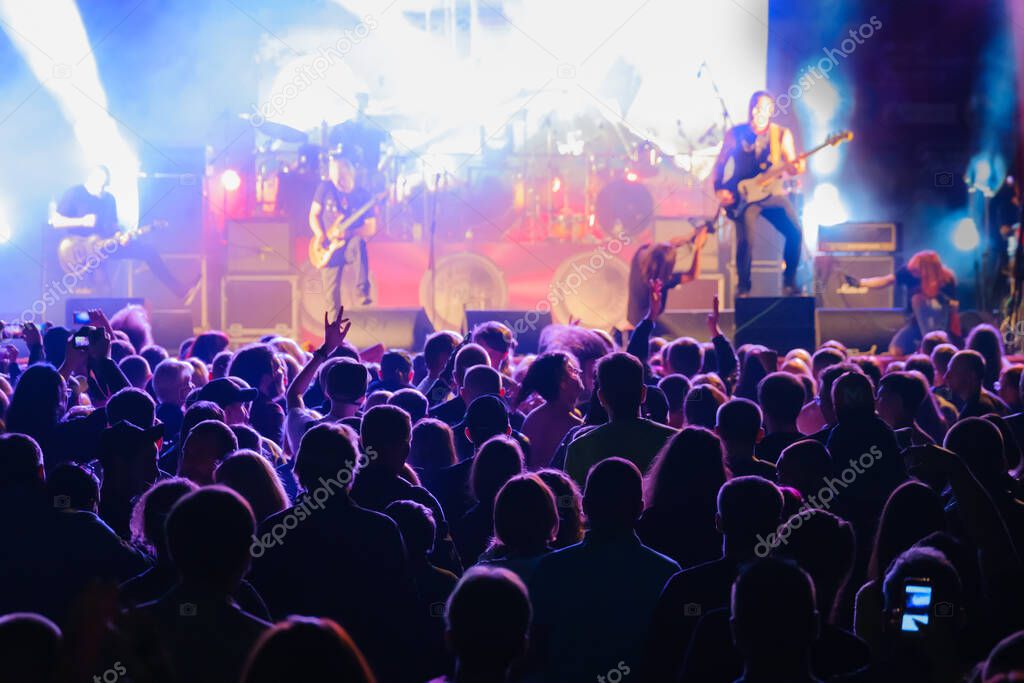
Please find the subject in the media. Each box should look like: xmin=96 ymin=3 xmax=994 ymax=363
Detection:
xmin=244 ymin=101 xmax=719 ymax=245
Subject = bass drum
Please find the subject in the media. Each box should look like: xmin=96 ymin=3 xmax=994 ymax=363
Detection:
xmin=418 ymin=252 xmax=508 ymax=331
xmin=594 ymin=179 xmax=654 ymax=237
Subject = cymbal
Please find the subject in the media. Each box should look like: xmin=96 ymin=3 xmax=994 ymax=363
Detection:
xmin=243 ymin=117 xmax=308 ymax=144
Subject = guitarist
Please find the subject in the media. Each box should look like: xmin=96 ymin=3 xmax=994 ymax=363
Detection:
xmin=713 ymin=91 xmax=806 ymax=297
xmin=52 ymin=165 xmax=195 ymax=299
xmin=309 ymin=154 xmax=375 ymax=311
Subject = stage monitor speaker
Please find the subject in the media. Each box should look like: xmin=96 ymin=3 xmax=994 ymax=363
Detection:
xmin=221 ymin=275 xmax=299 ymax=341
xmin=150 ymin=310 xmax=195 ymax=351
xmin=344 ymin=308 xmax=434 ymax=351
xmin=659 ymin=309 xmax=736 ymax=340
xmin=65 ymin=297 xmax=144 ymax=328
xmin=813 ymin=255 xmax=895 ymax=308
xmin=465 ymin=310 xmax=551 ymax=355
xmin=735 ymin=296 xmax=815 ymax=352
xmin=815 ymin=308 xmax=906 ymax=353
xmin=226 ymin=220 xmax=294 ymax=273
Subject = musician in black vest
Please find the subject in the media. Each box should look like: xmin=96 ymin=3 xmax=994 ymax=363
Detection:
xmin=713 ymin=91 xmax=806 ymax=297
xmin=310 ymin=154 xmax=375 ymax=313
xmin=52 ymin=165 xmax=195 ymax=299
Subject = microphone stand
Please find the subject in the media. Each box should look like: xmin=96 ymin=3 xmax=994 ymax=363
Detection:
xmin=700 ymin=61 xmax=734 ymax=136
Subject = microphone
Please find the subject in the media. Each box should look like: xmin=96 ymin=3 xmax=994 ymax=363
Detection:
xmin=696 ymin=61 xmax=707 ymax=79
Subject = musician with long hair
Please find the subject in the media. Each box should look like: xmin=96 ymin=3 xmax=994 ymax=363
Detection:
xmin=854 ymin=250 xmax=961 ymax=355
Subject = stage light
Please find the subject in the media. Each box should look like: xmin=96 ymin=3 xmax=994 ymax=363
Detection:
xmin=0 ymin=1 xmax=140 ymax=227
xmin=625 ymin=171 xmax=639 ymax=183
xmin=809 ymin=183 xmax=848 ymax=225
xmin=551 ymin=176 xmax=562 ymax=193
xmin=952 ymin=217 xmax=980 ymax=252
xmin=221 ymin=169 xmax=242 ymax=192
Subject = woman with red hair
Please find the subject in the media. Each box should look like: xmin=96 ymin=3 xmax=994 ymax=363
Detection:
xmin=855 ymin=250 xmax=961 ymax=355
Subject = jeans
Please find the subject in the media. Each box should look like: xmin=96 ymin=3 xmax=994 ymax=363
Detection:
xmin=321 ymin=235 xmax=370 ymax=313
xmin=735 ymin=194 xmax=803 ymax=290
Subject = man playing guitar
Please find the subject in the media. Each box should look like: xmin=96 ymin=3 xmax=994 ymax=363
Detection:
xmin=713 ymin=91 xmax=806 ymax=297
xmin=52 ymin=165 xmax=196 ymax=300
xmin=309 ymin=154 xmax=376 ymax=311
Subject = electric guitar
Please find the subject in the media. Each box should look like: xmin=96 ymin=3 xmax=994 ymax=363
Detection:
xmin=57 ymin=220 xmax=168 ymax=274
xmin=722 ymin=130 xmax=853 ymax=219
xmin=308 ymin=191 xmax=387 ymax=269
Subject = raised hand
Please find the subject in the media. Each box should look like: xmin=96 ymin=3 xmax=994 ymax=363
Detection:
xmin=707 ymin=295 xmax=721 ymax=337
xmin=23 ymin=321 xmax=42 ymax=349
xmin=87 ymin=309 xmax=114 ymax=335
xmin=323 ymin=306 xmax=352 ymax=354
xmin=645 ymin=278 xmax=663 ymax=322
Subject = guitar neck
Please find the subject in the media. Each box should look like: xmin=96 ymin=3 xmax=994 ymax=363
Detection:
xmin=761 ymin=139 xmax=836 ymax=181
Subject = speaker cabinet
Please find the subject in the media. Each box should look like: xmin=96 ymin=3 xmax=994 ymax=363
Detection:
xmin=735 ymin=296 xmax=815 ymax=352
xmin=344 ymin=308 xmax=434 ymax=351
xmin=465 ymin=309 xmax=552 ymax=355
xmin=813 ymin=255 xmax=895 ymax=309
xmin=221 ymin=275 xmax=299 ymax=341
xmin=150 ymin=310 xmax=195 ymax=351
xmin=664 ymin=273 xmax=726 ymax=310
xmin=130 ymin=253 xmax=207 ymax=328
xmin=658 ymin=309 xmax=736 ymax=340
xmin=226 ymin=220 xmax=295 ymax=273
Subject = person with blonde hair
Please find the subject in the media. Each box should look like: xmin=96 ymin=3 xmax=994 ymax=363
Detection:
xmin=215 ymin=450 xmax=290 ymax=524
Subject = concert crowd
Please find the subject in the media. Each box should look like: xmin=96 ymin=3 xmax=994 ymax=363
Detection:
xmin=1 ymin=291 xmax=1023 ymax=683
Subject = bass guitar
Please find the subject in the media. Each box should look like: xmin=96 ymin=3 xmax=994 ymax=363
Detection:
xmin=722 ymin=130 xmax=853 ymax=219
xmin=308 ymin=191 xmax=387 ymax=269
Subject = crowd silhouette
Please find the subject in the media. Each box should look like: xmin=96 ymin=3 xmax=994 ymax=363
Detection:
xmin=0 ymin=300 xmax=1022 ymax=682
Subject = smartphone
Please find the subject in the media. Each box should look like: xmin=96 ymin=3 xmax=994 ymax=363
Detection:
xmin=73 ymin=335 xmax=90 ymax=350
xmin=73 ymin=310 xmax=90 ymax=324
xmin=900 ymin=578 xmax=932 ymax=633
xmin=3 ymin=323 xmax=23 ymax=339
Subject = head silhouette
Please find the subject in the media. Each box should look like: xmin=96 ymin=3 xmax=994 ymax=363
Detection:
xmin=582 ymin=457 xmax=643 ymax=534
xmin=444 ymin=567 xmax=531 ymax=675
xmin=165 ymin=486 xmax=256 ymax=593
xmin=242 ymin=616 xmax=375 ymax=683
xmin=731 ymin=558 xmax=819 ymax=675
